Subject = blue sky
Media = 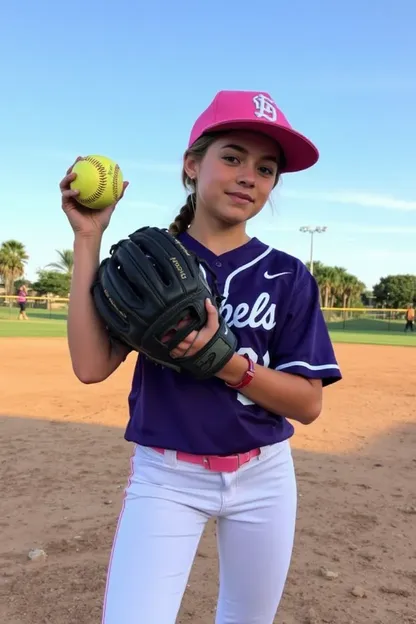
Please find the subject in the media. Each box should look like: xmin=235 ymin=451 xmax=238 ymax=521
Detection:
xmin=1 ymin=0 xmax=415 ymax=289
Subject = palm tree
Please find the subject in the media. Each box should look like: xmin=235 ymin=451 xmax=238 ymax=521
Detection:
xmin=320 ymin=267 xmax=339 ymax=308
xmin=340 ymin=273 xmax=357 ymax=308
xmin=305 ymin=261 xmax=325 ymax=305
xmin=46 ymin=249 xmax=74 ymax=275
xmin=346 ymin=277 xmax=366 ymax=308
xmin=335 ymin=271 xmax=365 ymax=309
xmin=329 ymin=267 xmax=347 ymax=307
xmin=0 ymin=240 xmax=29 ymax=295
xmin=306 ymin=262 xmax=365 ymax=309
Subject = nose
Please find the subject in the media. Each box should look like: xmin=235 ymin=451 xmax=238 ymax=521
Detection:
xmin=236 ymin=164 xmax=256 ymax=188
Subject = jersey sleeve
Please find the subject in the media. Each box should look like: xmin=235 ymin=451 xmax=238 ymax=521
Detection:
xmin=273 ymin=268 xmax=342 ymax=387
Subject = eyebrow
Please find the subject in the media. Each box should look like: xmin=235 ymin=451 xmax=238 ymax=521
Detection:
xmin=221 ymin=143 xmax=279 ymax=164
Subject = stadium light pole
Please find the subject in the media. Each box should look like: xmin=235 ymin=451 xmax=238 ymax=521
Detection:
xmin=299 ymin=226 xmax=327 ymax=276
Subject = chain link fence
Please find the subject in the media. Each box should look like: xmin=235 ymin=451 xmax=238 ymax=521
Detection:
xmin=322 ymin=308 xmax=409 ymax=333
xmin=0 ymin=296 xmax=69 ymax=320
xmin=0 ymin=298 xmax=410 ymax=333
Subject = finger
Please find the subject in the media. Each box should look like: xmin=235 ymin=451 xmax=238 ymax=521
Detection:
xmin=205 ymin=298 xmax=219 ymax=328
xmin=179 ymin=331 xmax=201 ymax=358
xmin=176 ymin=317 xmax=192 ymax=330
xmin=161 ymin=316 xmax=192 ymax=342
xmin=169 ymin=331 xmax=197 ymax=358
xmin=59 ymin=172 xmax=77 ymax=190
xmin=170 ymin=342 xmax=190 ymax=358
xmin=172 ymin=330 xmax=198 ymax=350
xmin=65 ymin=156 xmax=84 ymax=175
xmin=61 ymin=189 xmax=80 ymax=200
xmin=118 ymin=180 xmax=129 ymax=201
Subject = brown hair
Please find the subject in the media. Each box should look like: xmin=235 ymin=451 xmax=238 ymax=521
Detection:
xmin=168 ymin=132 xmax=284 ymax=236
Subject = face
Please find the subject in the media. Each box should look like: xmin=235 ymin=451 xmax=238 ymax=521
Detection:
xmin=184 ymin=130 xmax=281 ymax=227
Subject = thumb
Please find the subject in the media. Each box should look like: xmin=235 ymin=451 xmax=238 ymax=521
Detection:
xmin=119 ymin=180 xmax=129 ymax=200
xmin=205 ymin=298 xmax=219 ymax=327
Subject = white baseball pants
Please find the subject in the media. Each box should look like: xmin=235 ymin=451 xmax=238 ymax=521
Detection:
xmin=102 ymin=440 xmax=297 ymax=624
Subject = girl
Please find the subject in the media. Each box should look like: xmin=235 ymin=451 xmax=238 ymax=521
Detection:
xmin=60 ymin=90 xmax=342 ymax=624
xmin=17 ymin=284 xmax=28 ymax=320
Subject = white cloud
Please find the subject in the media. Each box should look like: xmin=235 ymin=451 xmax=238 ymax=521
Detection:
xmin=282 ymin=189 xmax=416 ymax=211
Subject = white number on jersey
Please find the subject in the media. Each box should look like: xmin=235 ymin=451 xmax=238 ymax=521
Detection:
xmin=235 ymin=347 xmax=270 ymax=406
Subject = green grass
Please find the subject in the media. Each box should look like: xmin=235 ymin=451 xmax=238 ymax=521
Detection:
xmin=1 ymin=306 xmax=415 ymax=346
xmin=0 ymin=306 xmax=67 ymax=337
xmin=326 ymin=316 xmax=407 ymax=333
xmin=0 ymin=319 xmax=67 ymax=337
xmin=329 ymin=330 xmax=416 ymax=347
xmin=0 ymin=307 xmax=68 ymax=322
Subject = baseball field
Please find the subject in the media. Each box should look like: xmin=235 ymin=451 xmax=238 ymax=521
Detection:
xmin=1 ymin=316 xmax=415 ymax=623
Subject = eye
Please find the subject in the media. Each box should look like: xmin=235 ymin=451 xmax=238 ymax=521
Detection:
xmin=259 ymin=166 xmax=275 ymax=176
xmin=222 ymin=155 xmax=240 ymax=164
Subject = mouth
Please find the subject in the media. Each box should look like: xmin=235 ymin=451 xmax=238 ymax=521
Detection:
xmin=225 ymin=191 xmax=254 ymax=204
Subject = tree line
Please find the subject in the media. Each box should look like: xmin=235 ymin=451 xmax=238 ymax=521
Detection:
xmin=0 ymin=240 xmax=73 ymax=298
xmin=306 ymin=261 xmax=366 ymax=308
xmin=0 ymin=239 xmax=415 ymax=308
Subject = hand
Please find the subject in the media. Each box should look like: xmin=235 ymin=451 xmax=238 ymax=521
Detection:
xmin=167 ymin=298 xmax=220 ymax=359
xmin=59 ymin=156 xmax=129 ymax=238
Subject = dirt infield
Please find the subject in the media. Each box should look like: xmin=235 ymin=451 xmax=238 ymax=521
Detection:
xmin=1 ymin=339 xmax=415 ymax=624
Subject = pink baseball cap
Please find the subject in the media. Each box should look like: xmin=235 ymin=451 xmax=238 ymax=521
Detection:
xmin=188 ymin=90 xmax=319 ymax=173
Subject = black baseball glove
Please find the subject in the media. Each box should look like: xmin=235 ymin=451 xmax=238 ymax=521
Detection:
xmin=91 ymin=226 xmax=237 ymax=380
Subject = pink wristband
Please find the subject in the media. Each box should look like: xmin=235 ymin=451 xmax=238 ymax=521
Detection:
xmin=225 ymin=354 xmax=255 ymax=390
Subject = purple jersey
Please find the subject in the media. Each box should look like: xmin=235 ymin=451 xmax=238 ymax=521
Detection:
xmin=125 ymin=232 xmax=341 ymax=455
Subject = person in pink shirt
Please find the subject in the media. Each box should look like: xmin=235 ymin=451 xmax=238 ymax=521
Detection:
xmin=17 ymin=284 xmax=29 ymax=320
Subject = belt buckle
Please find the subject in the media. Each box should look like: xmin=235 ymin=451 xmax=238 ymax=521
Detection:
xmin=203 ymin=454 xmax=240 ymax=472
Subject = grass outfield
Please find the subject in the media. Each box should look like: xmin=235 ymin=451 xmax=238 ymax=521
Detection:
xmin=329 ymin=330 xmax=416 ymax=347
xmin=0 ymin=319 xmax=67 ymax=337
xmin=1 ymin=316 xmax=415 ymax=346
xmin=0 ymin=307 xmax=67 ymax=322
xmin=325 ymin=316 xmax=408 ymax=333
xmin=0 ymin=307 xmax=67 ymax=337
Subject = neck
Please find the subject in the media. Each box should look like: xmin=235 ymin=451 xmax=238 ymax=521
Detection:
xmin=187 ymin=212 xmax=250 ymax=255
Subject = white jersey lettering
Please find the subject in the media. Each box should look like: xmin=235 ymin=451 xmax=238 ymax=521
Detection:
xmin=221 ymin=292 xmax=276 ymax=330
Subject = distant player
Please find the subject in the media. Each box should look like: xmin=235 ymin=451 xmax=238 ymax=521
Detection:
xmin=404 ymin=304 xmax=415 ymax=332
xmin=17 ymin=284 xmax=28 ymax=320
xmin=59 ymin=90 xmax=342 ymax=623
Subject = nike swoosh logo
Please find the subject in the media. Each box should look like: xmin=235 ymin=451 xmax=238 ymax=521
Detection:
xmin=264 ymin=271 xmax=292 ymax=279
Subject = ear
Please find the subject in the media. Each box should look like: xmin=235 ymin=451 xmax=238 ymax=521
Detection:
xmin=183 ymin=153 xmax=199 ymax=181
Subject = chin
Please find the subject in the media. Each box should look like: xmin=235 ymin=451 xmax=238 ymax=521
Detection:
xmin=215 ymin=213 xmax=249 ymax=227
xmin=216 ymin=206 xmax=259 ymax=226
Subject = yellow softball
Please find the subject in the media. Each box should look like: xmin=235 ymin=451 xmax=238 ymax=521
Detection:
xmin=70 ymin=155 xmax=124 ymax=210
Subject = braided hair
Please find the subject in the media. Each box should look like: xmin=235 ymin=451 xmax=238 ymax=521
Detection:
xmin=168 ymin=192 xmax=196 ymax=236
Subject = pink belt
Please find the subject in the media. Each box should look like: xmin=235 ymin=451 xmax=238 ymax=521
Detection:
xmin=152 ymin=447 xmax=261 ymax=472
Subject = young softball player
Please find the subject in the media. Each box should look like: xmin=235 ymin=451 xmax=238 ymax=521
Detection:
xmin=17 ymin=284 xmax=28 ymax=320
xmin=60 ymin=90 xmax=342 ymax=624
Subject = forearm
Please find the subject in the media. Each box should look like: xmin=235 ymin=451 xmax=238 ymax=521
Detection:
xmin=216 ymin=354 xmax=322 ymax=424
xmin=68 ymin=235 xmax=128 ymax=383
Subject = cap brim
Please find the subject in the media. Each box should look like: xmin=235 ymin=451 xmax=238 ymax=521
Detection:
xmin=196 ymin=119 xmax=319 ymax=173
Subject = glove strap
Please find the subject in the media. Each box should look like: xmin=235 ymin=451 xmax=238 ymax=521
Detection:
xmin=177 ymin=314 xmax=237 ymax=380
